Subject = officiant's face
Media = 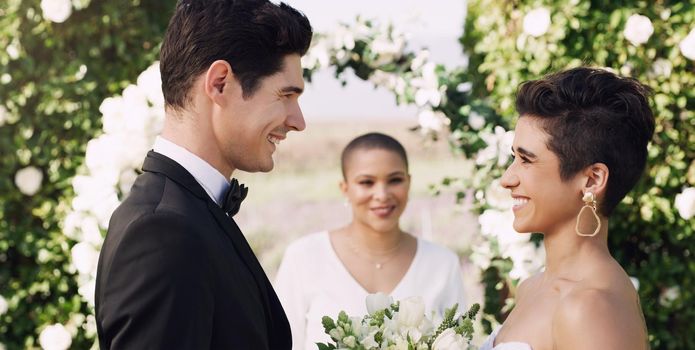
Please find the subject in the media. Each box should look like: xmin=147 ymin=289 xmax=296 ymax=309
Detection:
xmin=501 ymin=116 xmax=584 ymax=235
xmin=341 ymin=148 xmax=411 ymax=233
xmin=211 ymin=54 xmax=306 ymax=173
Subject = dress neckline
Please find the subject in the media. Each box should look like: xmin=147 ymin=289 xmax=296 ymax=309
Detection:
xmin=321 ymin=231 xmax=421 ymax=296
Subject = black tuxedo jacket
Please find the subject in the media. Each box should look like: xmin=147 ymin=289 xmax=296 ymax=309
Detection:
xmin=95 ymin=151 xmax=291 ymax=349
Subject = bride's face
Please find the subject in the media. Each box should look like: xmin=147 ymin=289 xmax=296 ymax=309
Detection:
xmin=500 ymin=117 xmax=584 ymax=235
xmin=341 ymin=148 xmax=410 ymax=233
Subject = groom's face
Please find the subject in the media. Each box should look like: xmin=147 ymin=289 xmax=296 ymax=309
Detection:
xmin=213 ymin=54 xmax=306 ymax=173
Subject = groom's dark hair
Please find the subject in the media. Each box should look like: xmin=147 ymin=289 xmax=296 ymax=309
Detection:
xmin=516 ymin=67 xmax=655 ymax=215
xmin=341 ymin=133 xmax=409 ymax=179
xmin=160 ymin=0 xmax=312 ymax=110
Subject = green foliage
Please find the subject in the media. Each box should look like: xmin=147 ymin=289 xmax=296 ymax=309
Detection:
xmin=0 ymin=0 xmax=176 ymax=347
xmin=461 ymin=1 xmax=695 ymax=348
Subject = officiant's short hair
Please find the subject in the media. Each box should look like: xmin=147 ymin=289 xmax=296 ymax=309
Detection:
xmin=160 ymin=0 xmax=312 ymax=110
xmin=341 ymin=133 xmax=409 ymax=179
xmin=515 ymin=67 xmax=655 ymax=215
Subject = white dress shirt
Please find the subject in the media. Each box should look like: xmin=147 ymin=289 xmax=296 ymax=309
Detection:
xmin=152 ymin=136 xmax=229 ymax=206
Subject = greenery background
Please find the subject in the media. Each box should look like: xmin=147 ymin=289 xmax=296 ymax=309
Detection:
xmin=1 ymin=0 xmax=693 ymax=349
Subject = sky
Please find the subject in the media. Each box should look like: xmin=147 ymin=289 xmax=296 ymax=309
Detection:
xmin=280 ymin=0 xmax=467 ymax=121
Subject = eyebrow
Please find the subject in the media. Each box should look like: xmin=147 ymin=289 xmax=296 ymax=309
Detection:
xmin=280 ymin=86 xmax=303 ymax=95
xmin=512 ymin=146 xmax=538 ymax=159
xmin=353 ymin=171 xmax=407 ymax=178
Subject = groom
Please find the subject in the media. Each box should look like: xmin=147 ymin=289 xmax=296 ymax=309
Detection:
xmin=94 ymin=1 xmax=312 ymax=349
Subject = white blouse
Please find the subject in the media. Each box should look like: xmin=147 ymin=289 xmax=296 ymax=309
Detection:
xmin=274 ymin=231 xmax=466 ymax=350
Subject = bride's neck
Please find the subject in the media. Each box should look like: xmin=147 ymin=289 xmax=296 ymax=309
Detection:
xmin=543 ymin=217 xmax=610 ymax=278
xmin=347 ymin=222 xmax=403 ymax=253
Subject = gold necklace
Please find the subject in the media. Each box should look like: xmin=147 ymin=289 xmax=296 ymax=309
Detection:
xmin=348 ymin=233 xmax=404 ymax=269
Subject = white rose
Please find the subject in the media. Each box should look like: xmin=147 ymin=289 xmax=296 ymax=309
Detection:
xmin=523 ymin=8 xmax=551 ymax=37
xmin=71 ymin=242 xmax=99 ymax=275
xmin=78 ymin=278 xmax=96 ymax=306
xmin=651 ymin=58 xmax=672 ymax=77
xmin=397 ymin=296 xmax=425 ymax=328
xmin=39 ymin=324 xmax=72 ymax=350
xmin=468 ymin=111 xmax=485 ymax=130
xmin=674 ymin=187 xmax=695 ymax=220
xmin=623 ymin=14 xmax=654 ymax=46
xmin=680 ymin=28 xmax=695 ymax=61
xmin=0 ymin=295 xmax=8 ymax=315
xmin=15 ymin=166 xmax=43 ymax=196
xmin=137 ymin=63 xmax=165 ymax=108
xmin=366 ymin=292 xmax=393 ymax=315
xmin=40 ymin=0 xmax=72 ymax=23
xmin=432 ymin=328 xmax=467 ymax=350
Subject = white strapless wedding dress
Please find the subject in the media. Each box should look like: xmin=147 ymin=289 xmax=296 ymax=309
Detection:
xmin=479 ymin=327 xmax=533 ymax=350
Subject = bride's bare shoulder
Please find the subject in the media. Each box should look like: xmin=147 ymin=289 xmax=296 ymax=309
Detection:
xmin=552 ymin=285 xmax=647 ymax=350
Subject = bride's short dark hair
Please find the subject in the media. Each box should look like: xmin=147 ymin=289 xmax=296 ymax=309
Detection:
xmin=341 ymin=132 xmax=409 ymax=179
xmin=515 ymin=67 xmax=655 ymax=215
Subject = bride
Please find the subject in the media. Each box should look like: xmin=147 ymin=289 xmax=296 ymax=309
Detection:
xmin=481 ymin=67 xmax=652 ymax=350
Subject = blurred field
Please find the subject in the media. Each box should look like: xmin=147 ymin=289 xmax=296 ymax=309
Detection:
xmin=233 ymin=120 xmax=482 ymax=301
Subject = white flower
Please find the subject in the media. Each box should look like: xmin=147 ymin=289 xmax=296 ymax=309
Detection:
xmin=623 ymin=14 xmax=654 ymax=46
xmin=328 ymin=327 xmax=345 ymax=341
xmin=432 ymin=328 xmax=467 ymax=350
xmin=651 ymin=58 xmax=672 ymax=77
xmin=418 ymin=110 xmax=449 ymax=134
xmin=468 ymin=111 xmax=485 ymax=130
xmin=0 ymin=105 xmax=8 ymax=126
xmin=680 ymin=28 xmax=695 ymax=60
xmin=137 ymin=62 xmax=164 ymax=108
xmin=674 ymin=187 xmax=695 ymax=220
xmin=71 ymin=242 xmax=99 ymax=275
xmin=412 ymin=62 xmax=442 ymax=107
xmin=39 ymin=323 xmax=72 ymax=350
xmin=522 ymin=8 xmax=551 ymax=37
xmin=397 ymin=296 xmax=425 ymax=328
xmin=78 ymin=278 xmax=96 ymax=306
xmin=6 ymin=41 xmax=20 ymax=60
xmin=15 ymin=166 xmax=43 ymax=196
xmin=0 ymin=295 xmax=8 ymax=315
xmin=40 ymin=0 xmax=72 ymax=23
xmin=476 ymin=126 xmax=514 ymax=166
xmin=0 ymin=342 xmax=5 ymax=350
xmin=366 ymin=292 xmax=393 ymax=315
xmin=659 ymin=286 xmax=680 ymax=306
xmin=342 ymin=335 xmax=356 ymax=347
xmin=485 ymin=179 xmax=513 ymax=210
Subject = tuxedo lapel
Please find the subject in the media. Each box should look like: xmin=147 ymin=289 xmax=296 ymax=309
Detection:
xmin=141 ymin=151 xmax=274 ymax=331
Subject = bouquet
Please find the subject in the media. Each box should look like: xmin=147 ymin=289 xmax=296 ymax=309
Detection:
xmin=318 ymin=293 xmax=480 ymax=350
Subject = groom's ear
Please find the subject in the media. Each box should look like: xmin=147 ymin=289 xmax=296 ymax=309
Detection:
xmin=204 ymin=60 xmax=237 ymax=105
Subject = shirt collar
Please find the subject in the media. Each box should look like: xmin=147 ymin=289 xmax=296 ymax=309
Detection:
xmin=152 ymin=136 xmax=229 ymax=206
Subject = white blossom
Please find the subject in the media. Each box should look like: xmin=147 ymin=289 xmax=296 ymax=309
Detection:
xmin=0 ymin=295 xmax=7 ymax=315
xmin=396 ymin=296 xmax=425 ymax=329
xmin=6 ymin=42 xmax=20 ymax=60
xmin=78 ymin=278 xmax=96 ymax=307
xmin=14 ymin=166 xmax=43 ymax=196
xmin=468 ymin=111 xmax=485 ymax=130
xmin=366 ymin=292 xmax=393 ymax=315
xmin=71 ymin=242 xmax=99 ymax=275
xmin=0 ymin=105 xmax=8 ymax=126
xmin=659 ymin=286 xmax=680 ymax=306
xmin=630 ymin=276 xmax=640 ymax=291
xmin=40 ymin=0 xmax=73 ymax=23
xmin=651 ymin=58 xmax=672 ymax=77
xmin=418 ymin=110 xmax=449 ymax=134
xmin=679 ymin=28 xmax=695 ymax=61
xmin=523 ymin=8 xmax=551 ymax=37
xmin=623 ymin=14 xmax=654 ymax=46
xmin=485 ymin=179 xmax=513 ymax=210
xmin=432 ymin=328 xmax=467 ymax=350
xmin=674 ymin=187 xmax=695 ymax=220
xmin=39 ymin=323 xmax=72 ymax=350
xmin=476 ymin=126 xmax=514 ymax=166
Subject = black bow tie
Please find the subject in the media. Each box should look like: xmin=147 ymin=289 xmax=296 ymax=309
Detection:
xmin=221 ymin=178 xmax=248 ymax=217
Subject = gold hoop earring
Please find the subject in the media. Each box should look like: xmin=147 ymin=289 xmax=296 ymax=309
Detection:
xmin=575 ymin=192 xmax=601 ymax=237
